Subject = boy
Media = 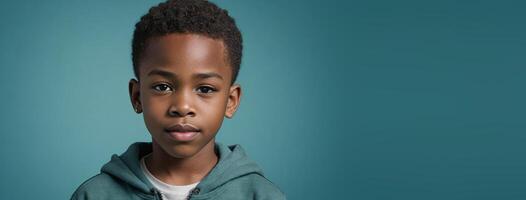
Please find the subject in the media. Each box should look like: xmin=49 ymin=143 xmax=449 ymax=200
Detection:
xmin=71 ymin=0 xmax=286 ymax=199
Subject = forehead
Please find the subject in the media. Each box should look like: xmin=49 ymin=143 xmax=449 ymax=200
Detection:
xmin=139 ymin=33 xmax=230 ymax=80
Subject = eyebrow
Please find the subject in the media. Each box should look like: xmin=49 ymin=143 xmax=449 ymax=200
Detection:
xmin=147 ymin=69 xmax=224 ymax=80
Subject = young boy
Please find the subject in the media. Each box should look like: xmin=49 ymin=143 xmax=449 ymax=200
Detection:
xmin=71 ymin=0 xmax=286 ymax=199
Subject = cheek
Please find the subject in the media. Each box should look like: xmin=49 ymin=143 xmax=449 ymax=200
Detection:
xmin=142 ymin=95 xmax=169 ymax=130
xmin=145 ymin=97 xmax=168 ymax=114
xmin=198 ymin=95 xmax=228 ymax=118
xmin=199 ymin=100 xmax=227 ymax=134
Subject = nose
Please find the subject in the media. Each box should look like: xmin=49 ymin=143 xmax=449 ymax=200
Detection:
xmin=168 ymin=89 xmax=196 ymax=118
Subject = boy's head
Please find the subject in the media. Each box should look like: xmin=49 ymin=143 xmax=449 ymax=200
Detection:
xmin=128 ymin=0 xmax=242 ymax=159
xmin=131 ymin=0 xmax=242 ymax=85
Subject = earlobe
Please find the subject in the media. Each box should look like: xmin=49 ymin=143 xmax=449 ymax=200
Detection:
xmin=225 ymin=98 xmax=234 ymax=118
xmin=129 ymin=79 xmax=142 ymax=113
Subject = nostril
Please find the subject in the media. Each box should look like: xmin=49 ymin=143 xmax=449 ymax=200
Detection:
xmin=168 ymin=110 xmax=180 ymax=117
xmin=168 ymin=108 xmax=195 ymax=117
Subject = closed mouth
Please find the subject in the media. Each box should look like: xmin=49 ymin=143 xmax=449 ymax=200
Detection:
xmin=164 ymin=124 xmax=201 ymax=142
xmin=164 ymin=123 xmax=200 ymax=133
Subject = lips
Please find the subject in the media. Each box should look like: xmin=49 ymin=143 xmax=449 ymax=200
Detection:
xmin=165 ymin=124 xmax=200 ymax=132
xmin=164 ymin=124 xmax=200 ymax=142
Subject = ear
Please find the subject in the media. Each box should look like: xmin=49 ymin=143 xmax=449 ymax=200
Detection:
xmin=225 ymin=83 xmax=241 ymax=119
xmin=129 ymin=79 xmax=142 ymax=113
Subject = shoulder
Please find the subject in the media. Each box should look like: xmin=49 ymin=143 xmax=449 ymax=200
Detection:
xmin=236 ymin=173 xmax=287 ymax=200
xmin=70 ymin=173 xmax=130 ymax=200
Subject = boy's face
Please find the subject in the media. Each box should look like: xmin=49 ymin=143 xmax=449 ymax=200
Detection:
xmin=128 ymin=33 xmax=241 ymax=158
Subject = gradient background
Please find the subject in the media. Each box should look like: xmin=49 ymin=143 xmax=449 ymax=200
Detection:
xmin=1 ymin=0 xmax=525 ymax=199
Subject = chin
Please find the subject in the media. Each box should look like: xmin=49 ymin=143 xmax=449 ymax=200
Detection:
xmin=152 ymin=134 xmax=215 ymax=159
xmin=163 ymin=142 xmax=202 ymax=158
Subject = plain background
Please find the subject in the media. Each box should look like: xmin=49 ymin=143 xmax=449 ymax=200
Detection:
xmin=1 ymin=0 xmax=525 ymax=199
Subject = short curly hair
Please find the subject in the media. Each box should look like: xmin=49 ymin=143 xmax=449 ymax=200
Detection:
xmin=132 ymin=0 xmax=243 ymax=85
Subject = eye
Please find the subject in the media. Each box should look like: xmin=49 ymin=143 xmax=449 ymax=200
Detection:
xmin=196 ymin=86 xmax=216 ymax=94
xmin=152 ymin=83 xmax=172 ymax=92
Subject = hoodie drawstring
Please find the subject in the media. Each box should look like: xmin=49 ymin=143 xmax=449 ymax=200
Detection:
xmin=186 ymin=187 xmax=200 ymax=200
xmin=151 ymin=189 xmax=163 ymax=200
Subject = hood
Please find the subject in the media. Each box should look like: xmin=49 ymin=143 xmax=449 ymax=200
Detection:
xmin=100 ymin=142 xmax=265 ymax=195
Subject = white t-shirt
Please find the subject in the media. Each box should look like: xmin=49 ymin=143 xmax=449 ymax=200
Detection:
xmin=140 ymin=154 xmax=200 ymax=200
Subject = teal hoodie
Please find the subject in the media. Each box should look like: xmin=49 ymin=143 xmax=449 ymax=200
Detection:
xmin=71 ymin=142 xmax=286 ymax=200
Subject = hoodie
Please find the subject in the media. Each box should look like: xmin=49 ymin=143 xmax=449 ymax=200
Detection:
xmin=71 ymin=142 xmax=286 ymax=200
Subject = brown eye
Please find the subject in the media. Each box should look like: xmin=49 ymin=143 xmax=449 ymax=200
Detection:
xmin=153 ymin=84 xmax=172 ymax=92
xmin=196 ymin=86 xmax=216 ymax=94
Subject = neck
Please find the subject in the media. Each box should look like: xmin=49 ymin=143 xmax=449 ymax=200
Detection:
xmin=145 ymin=139 xmax=218 ymax=185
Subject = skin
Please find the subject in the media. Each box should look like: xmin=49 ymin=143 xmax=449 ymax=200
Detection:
xmin=128 ymin=33 xmax=241 ymax=185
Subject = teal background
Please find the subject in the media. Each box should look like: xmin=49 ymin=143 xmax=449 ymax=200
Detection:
xmin=1 ymin=0 xmax=525 ymax=199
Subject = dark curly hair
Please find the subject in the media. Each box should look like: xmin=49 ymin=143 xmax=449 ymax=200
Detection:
xmin=132 ymin=0 xmax=243 ymax=85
